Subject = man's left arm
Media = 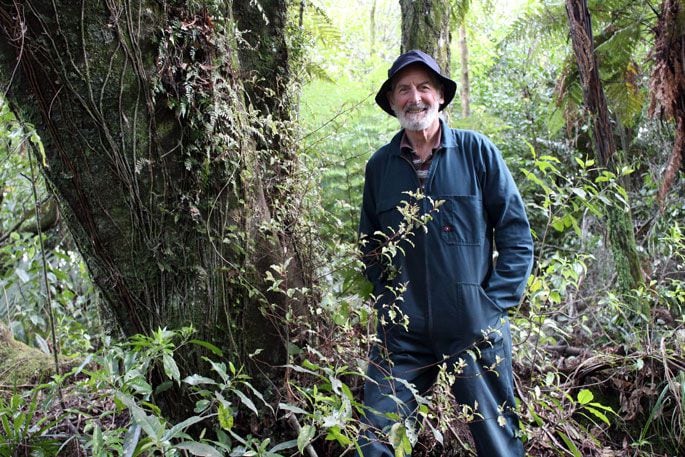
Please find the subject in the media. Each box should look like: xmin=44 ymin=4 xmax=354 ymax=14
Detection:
xmin=481 ymin=139 xmax=534 ymax=309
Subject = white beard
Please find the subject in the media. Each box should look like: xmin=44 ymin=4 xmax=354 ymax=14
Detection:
xmin=391 ymin=101 xmax=441 ymax=131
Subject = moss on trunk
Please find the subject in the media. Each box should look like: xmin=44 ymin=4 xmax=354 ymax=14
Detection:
xmin=0 ymin=324 xmax=54 ymax=387
xmin=399 ymin=0 xmax=452 ymax=76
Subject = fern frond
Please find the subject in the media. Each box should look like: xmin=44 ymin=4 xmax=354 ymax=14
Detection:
xmin=450 ymin=0 xmax=472 ymax=26
xmin=304 ymin=61 xmax=334 ymax=83
xmin=303 ymin=0 xmax=342 ymax=45
xmin=505 ymin=1 xmax=568 ymax=47
xmin=605 ymin=78 xmax=646 ymax=128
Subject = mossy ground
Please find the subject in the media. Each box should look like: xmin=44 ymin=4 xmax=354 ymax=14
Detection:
xmin=0 ymin=324 xmax=55 ymax=388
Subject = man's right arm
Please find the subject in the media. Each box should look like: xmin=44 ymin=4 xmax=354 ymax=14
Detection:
xmin=358 ymin=160 xmax=384 ymax=289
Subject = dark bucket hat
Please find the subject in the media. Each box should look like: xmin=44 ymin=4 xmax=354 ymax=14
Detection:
xmin=375 ymin=49 xmax=457 ymax=117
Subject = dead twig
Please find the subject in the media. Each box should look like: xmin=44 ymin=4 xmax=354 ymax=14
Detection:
xmin=286 ymin=412 xmax=319 ymax=457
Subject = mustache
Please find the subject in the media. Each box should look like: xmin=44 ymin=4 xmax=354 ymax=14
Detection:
xmin=403 ymin=102 xmax=430 ymax=113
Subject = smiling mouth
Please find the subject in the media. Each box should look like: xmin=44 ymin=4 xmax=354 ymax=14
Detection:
xmin=405 ymin=104 xmax=428 ymax=115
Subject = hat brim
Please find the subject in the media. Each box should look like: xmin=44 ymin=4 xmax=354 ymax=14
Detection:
xmin=375 ymin=64 xmax=457 ymax=117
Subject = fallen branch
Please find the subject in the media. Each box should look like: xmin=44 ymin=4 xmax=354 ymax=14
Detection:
xmin=543 ymin=345 xmax=587 ymax=357
xmin=286 ymin=413 xmax=319 ymax=457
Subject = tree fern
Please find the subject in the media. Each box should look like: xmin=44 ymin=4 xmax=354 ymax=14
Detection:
xmin=511 ymin=0 xmax=656 ymax=137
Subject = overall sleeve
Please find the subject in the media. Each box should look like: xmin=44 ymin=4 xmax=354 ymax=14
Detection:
xmin=480 ymin=140 xmax=534 ymax=309
xmin=358 ymin=159 xmax=384 ymax=291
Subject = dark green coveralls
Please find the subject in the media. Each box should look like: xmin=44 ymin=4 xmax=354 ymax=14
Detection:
xmin=357 ymin=119 xmax=534 ymax=456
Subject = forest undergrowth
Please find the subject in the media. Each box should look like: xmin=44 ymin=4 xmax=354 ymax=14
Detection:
xmin=1 ymin=161 xmax=683 ymax=456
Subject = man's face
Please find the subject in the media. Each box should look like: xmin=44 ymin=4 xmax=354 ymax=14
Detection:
xmin=387 ymin=64 xmax=444 ymax=132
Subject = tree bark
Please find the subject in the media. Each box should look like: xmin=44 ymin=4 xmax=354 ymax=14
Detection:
xmin=565 ymin=0 xmax=645 ymax=303
xmin=649 ymin=0 xmax=685 ymax=208
xmin=458 ymin=24 xmax=470 ymax=117
xmin=399 ymin=0 xmax=451 ymax=76
xmin=0 ymin=0 xmax=303 ymax=412
xmin=370 ymin=0 xmax=377 ymax=57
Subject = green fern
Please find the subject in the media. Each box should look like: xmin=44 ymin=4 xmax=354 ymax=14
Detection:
xmin=301 ymin=0 xmax=343 ymax=46
xmin=504 ymin=1 xmax=568 ymax=51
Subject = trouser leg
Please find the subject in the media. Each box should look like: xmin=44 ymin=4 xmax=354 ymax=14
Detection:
xmin=355 ymin=338 xmax=437 ymax=457
xmin=448 ymin=324 xmax=523 ymax=457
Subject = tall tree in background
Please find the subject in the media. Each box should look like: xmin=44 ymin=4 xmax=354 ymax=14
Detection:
xmin=451 ymin=0 xmax=478 ymax=118
xmin=650 ymin=0 xmax=685 ymax=208
xmin=565 ymin=0 xmax=645 ymax=304
xmin=0 ymin=0 xmax=309 ymax=413
xmin=370 ymin=0 xmax=377 ymax=57
xmin=400 ymin=0 xmax=452 ymax=74
xmin=457 ymin=24 xmax=470 ymax=117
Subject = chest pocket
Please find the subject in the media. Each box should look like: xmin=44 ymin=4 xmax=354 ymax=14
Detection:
xmin=436 ymin=195 xmax=485 ymax=245
xmin=377 ymin=195 xmax=414 ymax=234
xmin=377 ymin=198 xmax=404 ymax=234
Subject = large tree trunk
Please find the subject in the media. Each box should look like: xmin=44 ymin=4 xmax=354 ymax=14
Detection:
xmin=0 ymin=0 xmax=304 ymax=412
xmin=565 ymin=0 xmax=645 ymax=305
xmin=399 ymin=0 xmax=451 ymax=75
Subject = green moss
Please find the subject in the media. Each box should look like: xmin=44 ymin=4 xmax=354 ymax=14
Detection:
xmin=0 ymin=326 xmax=55 ymax=386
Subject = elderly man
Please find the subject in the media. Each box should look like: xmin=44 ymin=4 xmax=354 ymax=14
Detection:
xmin=357 ymin=50 xmax=534 ymax=456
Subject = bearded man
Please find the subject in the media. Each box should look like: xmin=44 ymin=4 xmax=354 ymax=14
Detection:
xmin=357 ymin=50 xmax=534 ymax=456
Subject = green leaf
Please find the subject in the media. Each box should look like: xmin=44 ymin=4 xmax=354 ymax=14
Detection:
xmin=557 ymin=431 xmax=582 ymax=457
xmin=588 ymin=402 xmax=615 ymax=413
xmin=116 ymin=394 xmax=163 ymax=439
xmin=278 ymin=402 xmax=309 ymax=415
xmin=15 ymin=268 xmax=29 ymax=283
xmin=163 ymin=415 xmax=208 ymax=441
xmin=269 ymin=439 xmax=298 ymax=452
xmin=194 ymin=399 xmax=210 ymax=413
xmin=205 ymin=359 xmax=229 ymax=383
xmin=297 ymin=424 xmax=316 ymax=454
xmin=577 ymin=389 xmax=593 ymax=405
xmin=175 ymin=442 xmax=223 ymax=457
xmin=325 ymin=425 xmax=351 ymax=446
xmin=162 ymin=354 xmax=180 ymax=382
xmin=92 ymin=424 xmax=104 ymax=456
xmin=241 ymin=381 xmax=273 ymax=413
xmin=183 ymin=374 xmax=217 ymax=386
xmin=190 ymin=339 xmax=224 ymax=356
xmin=427 ymin=421 xmax=443 ymax=445
xmin=155 ymin=381 xmax=173 ymax=395
xmin=571 ymin=187 xmax=587 ymax=199
xmin=127 ymin=377 xmax=153 ymax=396
xmin=584 ymin=406 xmax=610 ymax=425
xmin=551 ymin=216 xmax=566 ymax=232
xmin=218 ymin=403 xmax=234 ymax=431
xmin=234 ymin=389 xmax=258 ymax=415
xmin=389 ymin=423 xmax=410 ymax=456
xmin=122 ymin=424 xmax=141 ymax=457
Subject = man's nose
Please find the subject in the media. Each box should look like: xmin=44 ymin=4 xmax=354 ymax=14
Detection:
xmin=410 ymin=88 xmax=421 ymax=103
